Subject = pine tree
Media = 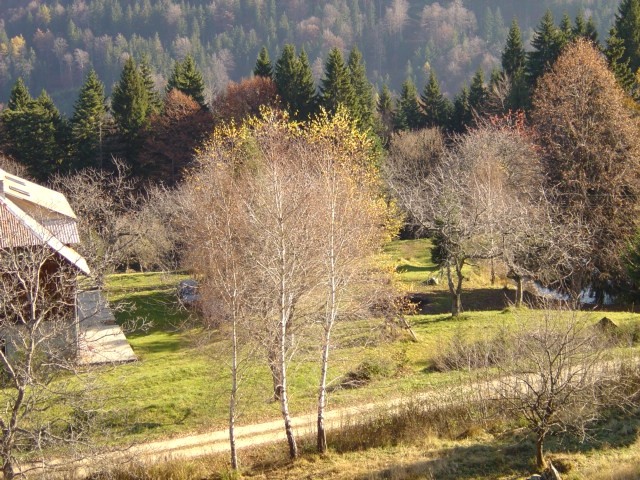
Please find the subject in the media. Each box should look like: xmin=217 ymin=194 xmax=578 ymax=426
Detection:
xmin=140 ymin=56 xmax=162 ymax=115
xmin=347 ymin=46 xmax=375 ymax=130
xmin=254 ymin=46 xmax=273 ymax=78
xmin=559 ymin=13 xmax=573 ymax=44
xmin=585 ymin=17 xmax=600 ymax=46
xmin=7 ymin=77 xmax=31 ymax=111
xmin=419 ymin=71 xmax=452 ymax=128
xmin=573 ymin=11 xmax=587 ymax=39
xmin=274 ymin=44 xmax=300 ymax=114
xmin=527 ymin=10 xmax=563 ymax=87
xmin=502 ymin=19 xmax=526 ymax=77
xmin=606 ymin=27 xmax=636 ymax=95
xmin=393 ymin=79 xmax=421 ymax=131
xmin=294 ymin=48 xmax=317 ymax=120
xmin=469 ymin=68 xmax=488 ymax=116
xmin=377 ymin=83 xmax=394 ymax=130
xmin=112 ymin=56 xmax=149 ymax=140
xmin=167 ymin=54 xmax=206 ymax=107
xmin=71 ymin=69 xmax=108 ymax=169
xmin=319 ymin=47 xmax=356 ymax=116
xmin=1 ymin=89 xmax=68 ymax=179
xmin=614 ymin=0 xmax=640 ymax=73
xmin=274 ymin=45 xmax=316 ymax=121
xmin=450 ymin=86 xmax=471 ymax=133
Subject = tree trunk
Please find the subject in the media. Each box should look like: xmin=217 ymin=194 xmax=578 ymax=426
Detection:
xmin=268 ymin=350 xmax=282 ymax=401
xmin=446 ymin=264 xmax=462 ymax=317
xmin=229 ymin=320 xmax=238 ymax=470
xmin=280 ymin=358 xmax=297 ymax=459
xmin=3 ymin=459 xmax=14 ymax=480
xmin=515 ymin=276 xmax=524 ymax=308
xmin=536 ymin=434 xmax=546 ymax=470
xmin=317 ymin=333 xmax=330 ymax=454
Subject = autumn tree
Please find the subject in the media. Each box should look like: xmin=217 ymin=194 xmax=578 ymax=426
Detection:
xmin=211 ymin=76 xmax=279 ymax=125
xmin=138 ymin=89 xmax=214 ymax=184
xmin=531 ymin=39 xmax=640 ymax=298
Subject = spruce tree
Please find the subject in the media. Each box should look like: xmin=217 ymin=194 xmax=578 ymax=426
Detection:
xmin=1 ymin=89 xmax=68 ymax=179
xmin=450 ymin=86 xmax=471 ymax=133
xmin=294 ymin=48 xmax=317 ymax=120
xmin=254 ymin=46 xmax=273 ymax=78
xmin=527 ymin=10 xmax=562 ymax=87
xmin=167 ymin=54 xmax=206 ymax=107
xmin=347 ymin=46 xmax=374 ymax=129
xmin=274 ymin=44 xmax=300 ymax=114
xmin=419 ymin=71 xmax=452 ymax=129
xmin=394 ymin=79 xmax=421 ymax=131
xmin=585 ymin=17 xmax=600 ymax=46
xmin=112 ymin=56 xmax=149 ymax=140
xmin=377 ymin=83 xmax=394 ymax=131
xmin=614 ymin=0 xmax=640 ymax=73
xmin=319 ymin=47 xmax=355 ymax=116
xmin=469 ymin=68 xmax=488 ymax=116
xmin=573 ymin=11 xmax=587 ymax=39
xmin=140 ymin=56 xmax=162 ymax=115
xmin=559 ymin=13 xmax=573 ymax=44
xmin=7 ymin=78 xmax=31 ymax=111
xmin=606 ymin=27 xmax=636 ymax=95
xmin=502 ymin=19 xmax=526 ymax=77
xmin=71 ymin=69 xmax=108 ymax=169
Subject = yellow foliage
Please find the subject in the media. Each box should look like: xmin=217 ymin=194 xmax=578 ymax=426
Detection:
xmin=0 ymin=43 xmax=8 ymax=58
xmin=9 ymin=35 xmax=25 ymax=58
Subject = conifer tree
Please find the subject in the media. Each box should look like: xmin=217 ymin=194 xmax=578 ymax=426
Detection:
xmin=502 ymin=19 xmax=526 ymax=77
xmin=167 ymin=54 xmax=206 ymax=107
xmin=573 ymin=11 xmax=587 ymax=39
xmin=469 ymin=68 xmax=488 ymax=116
xmin=70 ymin=69 xmax=108 ymax=169
xmin=450 ymin=86 xmax=471 ymax=133
xmin=393 ymin=79 xmax=421 ymax=131
xmin=347 ymin=46 xmax=375 ymax=130
xmin=606 ymin=27 xmax=636 ymax=95
xmin=140 ymin=56 xmax=162 ymax=115
xmin=559 ymin=13 xmax=573 ymax=44
xmin=112 ymin=56 xmax=149 ymax=141
xmin=254 ymin=46 xmax=273 ymax=78
xmin=614 ymin=0 xmax=640 ymax=73
xmin=294 ymin=48 xmax=317 ymax=120
xmin=527 ymin=10 xmax=562 ymax=87
xmin=274 ymin=45 xmax=316 ymax=121
xmin=585 ymin=17 xmax=600 ymax=46
xmin=319 ymin=47 xmax=355 ymax=117
xmin=377 ymin=83 xmax=394 ymax=134
xmin=419 ymin=71 xmax=452 ymax=128
xmin=7 ymin=77 xmax=31 ymax=111
xmin=1 ymin=88 xmax=68 ymax=179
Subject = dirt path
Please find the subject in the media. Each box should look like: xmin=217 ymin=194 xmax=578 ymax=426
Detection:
xmin=27 ymin=385 xmax=463 ymax=479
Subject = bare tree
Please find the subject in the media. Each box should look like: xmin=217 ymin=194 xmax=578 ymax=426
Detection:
xmin=50 ymin=159 xmax=144 ymax=287
xmin=0 ymin=245 xmax=98 ymax=479
xmin=494 ymin=306 xmax=635 ymax=469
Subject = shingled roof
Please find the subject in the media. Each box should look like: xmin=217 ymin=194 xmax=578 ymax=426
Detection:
xmin=0 ymin=169 xmax=90 ymax=275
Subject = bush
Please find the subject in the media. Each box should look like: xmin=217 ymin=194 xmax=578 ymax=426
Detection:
xmin=430 ymin=331 xmax=508 ymax=372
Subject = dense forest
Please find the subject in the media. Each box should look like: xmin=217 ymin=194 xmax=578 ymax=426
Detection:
xmin=0 ymin=0 xmax=620 ymax=113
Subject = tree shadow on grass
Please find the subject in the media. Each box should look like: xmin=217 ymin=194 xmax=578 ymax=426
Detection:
xmin=396 ymin=264 xmax=438 ymax=274
xmin=352 ymin=440 xmax=533 ymax=480
xmin=415 ymin=288 xmax=540 ymax=315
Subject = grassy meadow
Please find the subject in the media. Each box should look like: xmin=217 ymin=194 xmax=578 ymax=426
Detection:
xmin=79 ymin=239 xmax=640 ymax=478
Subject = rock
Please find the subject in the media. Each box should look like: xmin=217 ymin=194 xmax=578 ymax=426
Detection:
xmin=527 ymin=476 xmax=542 ymax=480
xmin=426 ymin=276 xmax=439 ymax=286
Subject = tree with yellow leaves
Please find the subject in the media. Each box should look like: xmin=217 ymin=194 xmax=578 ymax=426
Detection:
xmin=182 ymin=106 xmax=396 ymax=466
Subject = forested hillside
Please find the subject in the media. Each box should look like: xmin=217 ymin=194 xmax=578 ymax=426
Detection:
xmin=0 ymin=0 xmax=619 ymax=112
